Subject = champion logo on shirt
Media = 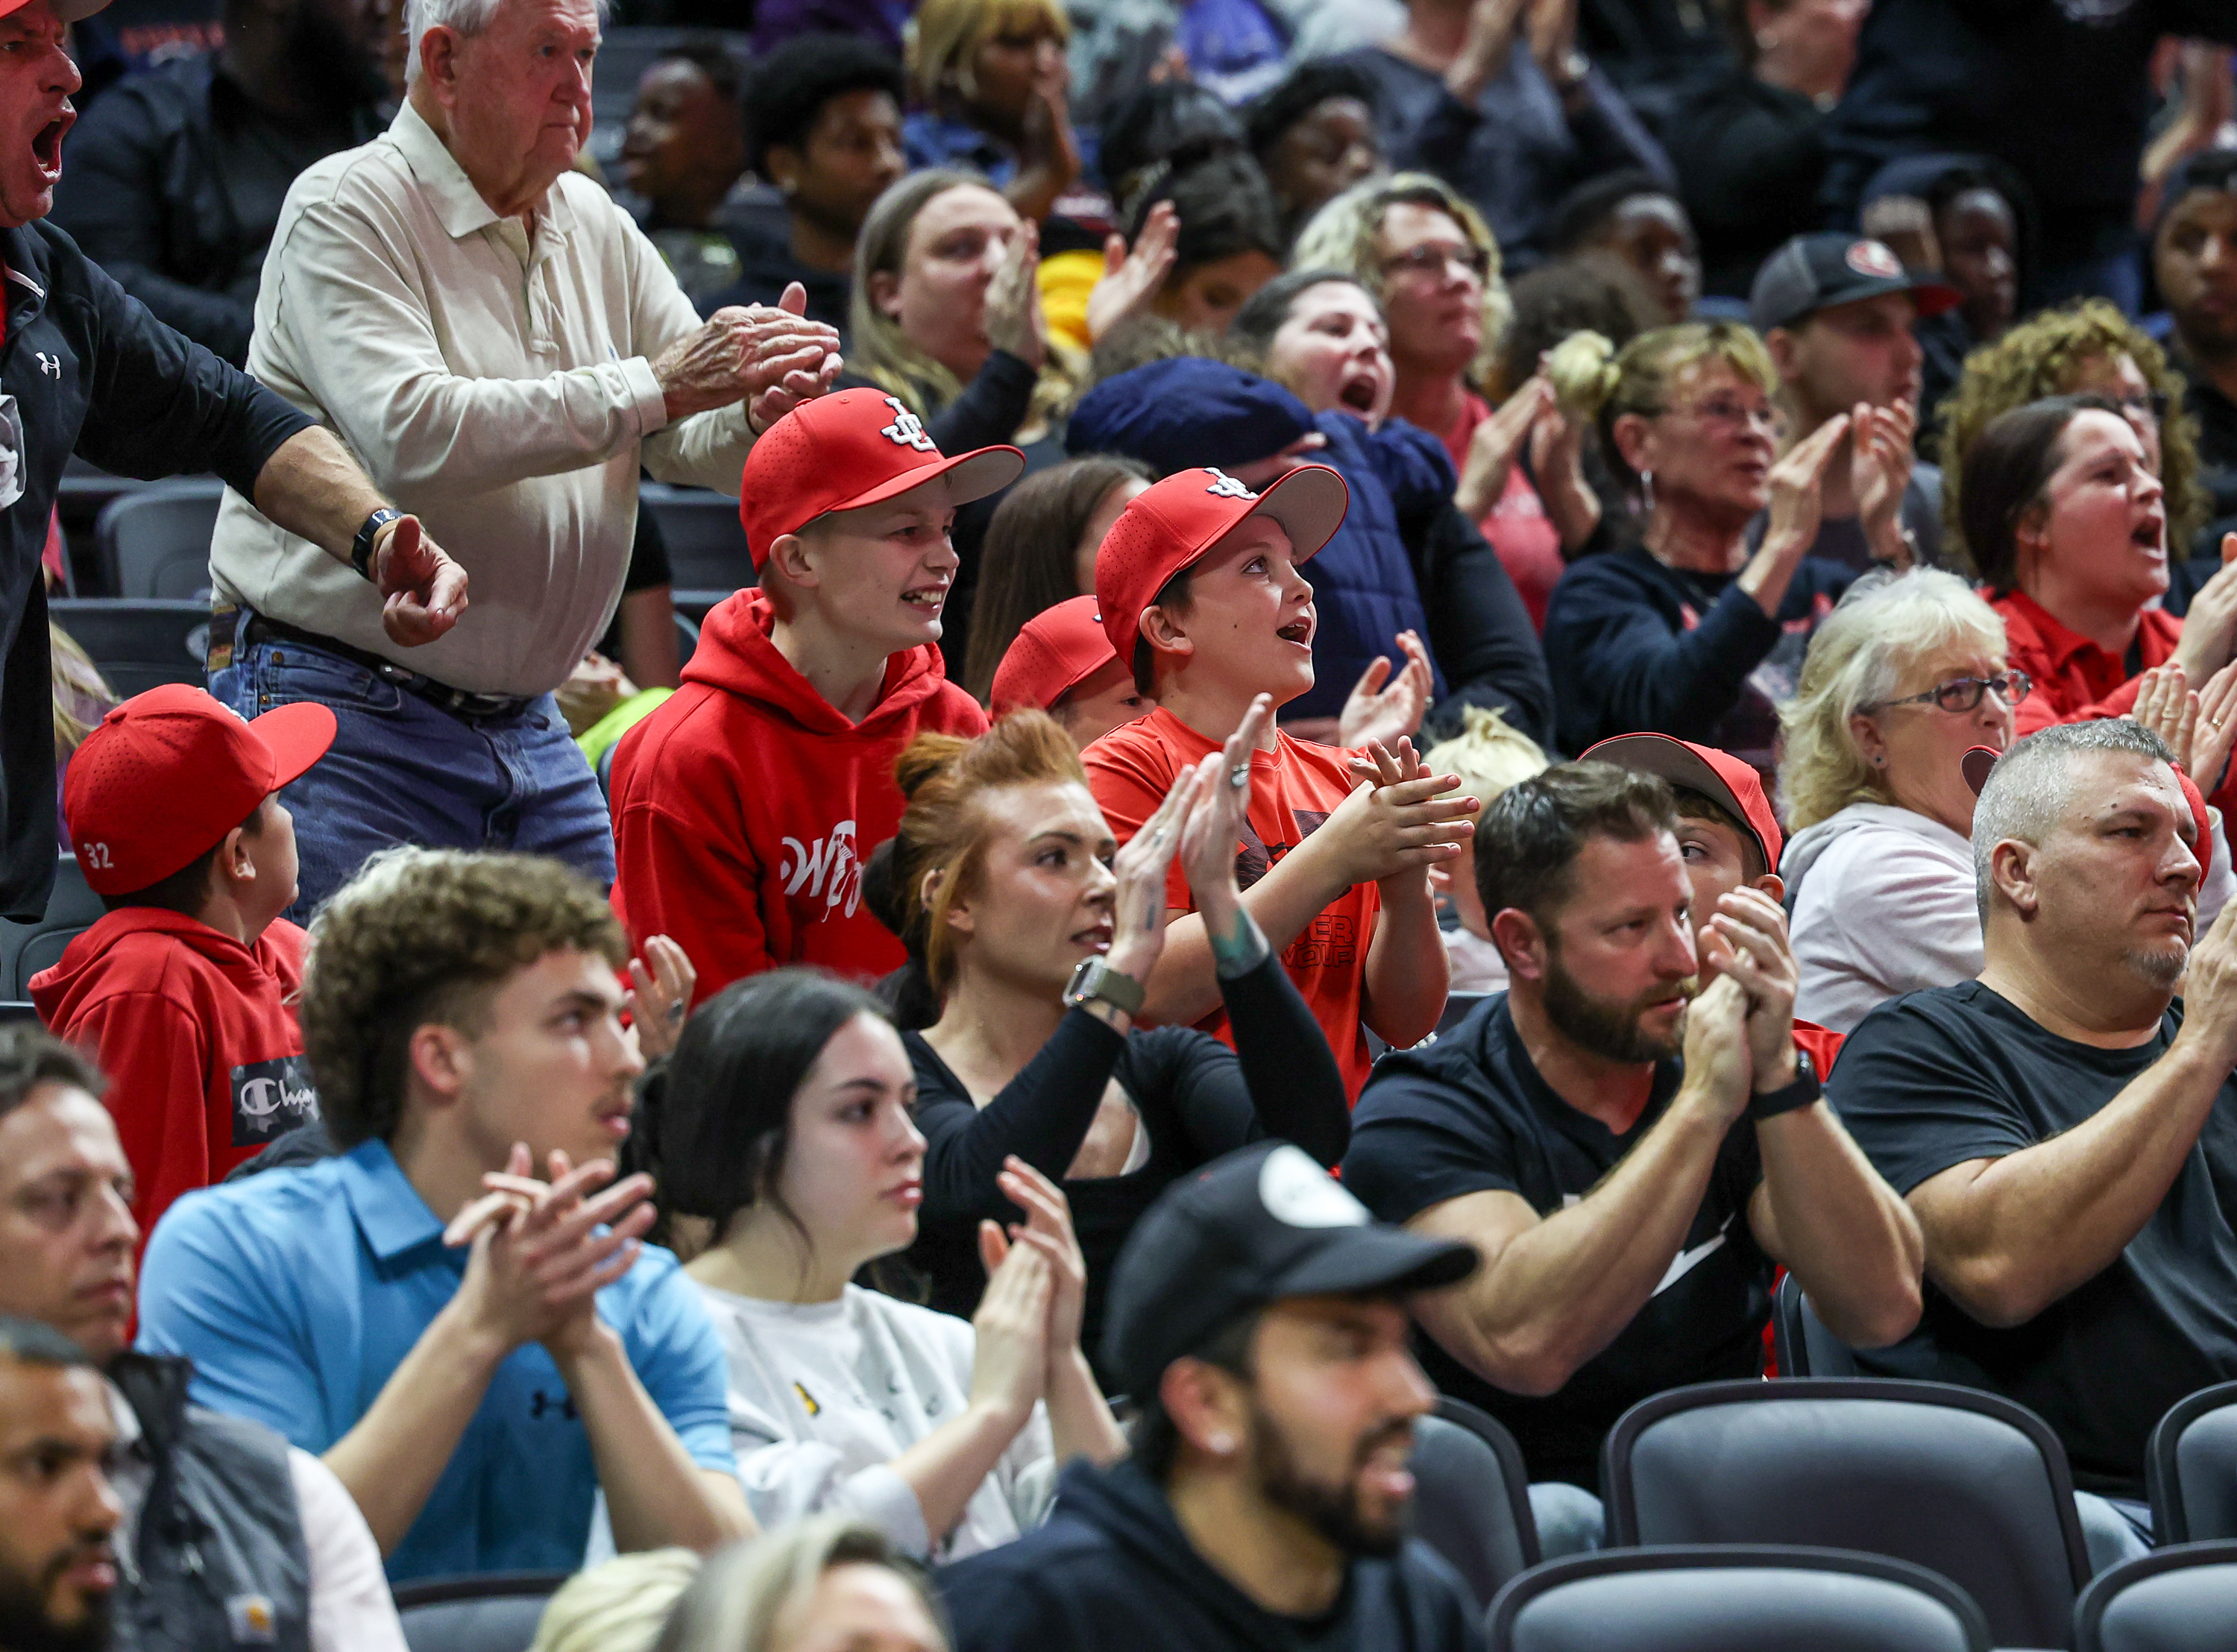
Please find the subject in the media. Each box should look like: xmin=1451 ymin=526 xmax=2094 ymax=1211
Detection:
xmin=228 ymin=1055 xmax=318 ymax=1147
xmin=781 ymin=820 xmax=864 ymax=918
xmin=879 ymin=397 xmax=936 ymax=453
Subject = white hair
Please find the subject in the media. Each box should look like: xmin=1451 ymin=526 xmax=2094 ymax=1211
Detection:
xmin=1971 ymin=719 xmax=2175 ymax=923
xmin=402 ymin=0 xmax=610 ymax=85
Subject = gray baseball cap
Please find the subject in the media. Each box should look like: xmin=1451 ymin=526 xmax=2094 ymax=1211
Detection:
xmin=1750 ymin=233 xmax=1961 ymax=334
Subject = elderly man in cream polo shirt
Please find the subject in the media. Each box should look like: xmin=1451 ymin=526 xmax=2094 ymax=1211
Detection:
xmin=208 ymin=0 xmax=841 ymax=913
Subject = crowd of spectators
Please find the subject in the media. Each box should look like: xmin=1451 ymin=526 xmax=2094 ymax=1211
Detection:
xmin=3 ymin=0 xmax=2237 ymax=1645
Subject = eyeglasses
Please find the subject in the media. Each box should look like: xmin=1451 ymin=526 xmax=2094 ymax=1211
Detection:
xmin=1380 ymin=242 xmax=1492 ymax=281
xmin=1652 ymin=394 xmax=1778 ymax=431
xmin=2109 ymin=388 xmax=2174 ymax=426
xmin=1862 ymin=671 xmax=2033 ymax=715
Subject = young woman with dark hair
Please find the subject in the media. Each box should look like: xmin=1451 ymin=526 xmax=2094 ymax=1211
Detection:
xmin=960 ymin=456 xmax=1153 ymax=701
xmin=633 ymin=967 xmax=1123 ymax=1564
xmin=889 ymin=707 xmax=1351 ymax=1377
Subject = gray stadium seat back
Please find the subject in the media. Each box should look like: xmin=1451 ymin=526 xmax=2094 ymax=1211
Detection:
xmin=1604 ymin=1379 xmax=2089 ymax=1650
xmin=2074 ymin=1542 xmax=2237 ymax=1652
xmin=1 ymin=854 xmax=103 ymax=997
xmin=95 ymin=479 xmax=224 ymax=599
xmin=392 ymin=1571 xmax=567 ymax=1652
xmin=641 ymin=483 xmax=755 ymax=594
xmin=1409 ymin=1399 xmax=1540 ymax=1609
xmin=1489 ymin=1545 xmax=1991 ymax=1652
xmin=1773 ymin=1270 xmax=1861 ymax=1378
xmin=2147 ymin=1381 xmax=2237 ymax=1543
xmin=49 ymin=599 xmax=210 ymax=698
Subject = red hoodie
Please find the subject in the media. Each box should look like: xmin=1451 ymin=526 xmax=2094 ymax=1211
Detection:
xmin=610 ymin=588 xmax=988 ymax=1002
xmin=29 ymin=909 xmax=313 ymax=1238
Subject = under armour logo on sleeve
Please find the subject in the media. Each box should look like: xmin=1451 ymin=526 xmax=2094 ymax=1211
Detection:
xmin=880 ymin=397 xmax=937 ymax=452
xmin=1204 ymin=468 xmax=1256 ymax=499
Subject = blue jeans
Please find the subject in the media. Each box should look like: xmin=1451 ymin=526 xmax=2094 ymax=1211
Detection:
xmin=208 ymin=615 xmax=614 ymax=922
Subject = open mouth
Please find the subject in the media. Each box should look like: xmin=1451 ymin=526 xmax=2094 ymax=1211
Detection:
xmin=2133 ymin=515 xmax=2167 ymax=552
xmin=31 ymin=113 xmax=66 ymax=180
xmin=1276 ymin=617 xmax=1312 ymax=648
xmin=1337 ymin=371 xmax=1379 ymax=414
xmin=901 ymin=583 xmax=949 ymax=614
xmin=1072 ymin=920 xmax=1113 ymax=952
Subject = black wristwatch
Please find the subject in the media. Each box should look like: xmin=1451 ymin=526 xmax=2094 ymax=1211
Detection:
xmin=350 ymin=508 xmax=403 ymax=582
xmin=1064 ymin=956 xmax=1145 ymax=1018
xmin=1749 ymin=1047 xmax=1821 ymax=1122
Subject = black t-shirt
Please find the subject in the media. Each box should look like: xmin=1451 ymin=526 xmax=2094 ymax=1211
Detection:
xmin=1342 ymin=995 xmax=1770 ymax=1487
xmin=1829 ymin=980 xmax=2237 ymax=1497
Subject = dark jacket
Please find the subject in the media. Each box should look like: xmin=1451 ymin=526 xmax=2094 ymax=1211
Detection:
xmin=702 ymin=223 xmax=852 ymax=335
xmin=110 ymin=1354 xmax=312 ymax=1652
xmin=1819 ymin=0 xmax=2237 ymax=274
xmin=1667 ymin=72 xmax=1830 ymax=301
xmin=1338 ymin=45 xmax=1670 ymax=268
xmin=937 ymin=1457 xmax=1483 ymax=1652
xmin=48 ymin=54 xmax=381 ymax=366
xmin=0 ymin=218 xmax=312 ymax=918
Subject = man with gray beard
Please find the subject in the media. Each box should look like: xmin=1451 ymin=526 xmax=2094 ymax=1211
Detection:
xmin=1341 ymin=761 xmax=1921 ymax=1554
xmin=1831 ymin=718 xmax=2237 ymax=1562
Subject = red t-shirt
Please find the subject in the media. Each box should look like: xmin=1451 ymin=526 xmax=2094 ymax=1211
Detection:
xmin=1444 ymin=391 xmax=1565 ymax=632
xmin=1083 ymin=707 xmax=1381 ymax=1098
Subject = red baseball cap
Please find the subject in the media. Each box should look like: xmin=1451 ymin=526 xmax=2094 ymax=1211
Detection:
xmin=1 ymin=0 xmax=113 ymax=20
xmin=992 ymin=596 xmax=1120 ymax=713
xmin=1584 ymin=733 xmax=1785 ymax=872
xmin=1962 ymin=743 xmax=2213 ymax=880
xmin=1094 ymin=464 xmax=1350 ymax=666
xmin=63 ymin=686 xmax=336 ymax=895
xmin=737 ymin=388 xmax=1025 ymax=569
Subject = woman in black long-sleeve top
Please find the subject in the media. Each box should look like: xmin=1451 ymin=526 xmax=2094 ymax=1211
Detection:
xmin=887 ymin=704 xmax=1352 ymax=1383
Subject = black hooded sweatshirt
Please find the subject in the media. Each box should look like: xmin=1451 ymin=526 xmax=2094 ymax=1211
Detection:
xmin=935 ymin=1458 xmax=1483 ymax=1652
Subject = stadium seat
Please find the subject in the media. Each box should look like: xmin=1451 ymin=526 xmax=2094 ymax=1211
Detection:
xmin=1772 ymin=1271 xmax=1860 ymax=1378
xmin=1602 ymin=1378 xmax=2091 ymax=1650
xmin=2146 ymin=1380 xmax=2237 ymax=1543
xmin=0 ymin=855 xmax=102 ymax=999
xmin=1487 ymin=1545 xmax=1992 ymax=1652
xmin=94 ymin=477 xmax=224 ymax=600
xmin=0 ymin=1001 xmax=40 ymax=1024
xmin=1409 ymin=1396 xmax=1540 ymax=1610
xmin=2072 ymin=1541 xmax=2237 ymax=1652
xmin=391 ymin=1571 xmax=570 ymax=1652
xmin=674 ymin=609 xmax=700 ymax=670
xmin=48 ymin=599 xmax=210 ymax=698
xmin=671 ymin=589 xmax=733 ymax=628
xmin=641 ymin=483 xmax=755 ymax=595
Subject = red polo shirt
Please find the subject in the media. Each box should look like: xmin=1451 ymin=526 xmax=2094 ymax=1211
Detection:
xmin=1992 ymin=587 xmax=2181 ymax=737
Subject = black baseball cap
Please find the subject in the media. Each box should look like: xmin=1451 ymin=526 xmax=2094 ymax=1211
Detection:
xmin=1749 ymin=233 xmax=1961 ymax=334
xmin=1101 ymin=1142 xmax=1479 ymax=1397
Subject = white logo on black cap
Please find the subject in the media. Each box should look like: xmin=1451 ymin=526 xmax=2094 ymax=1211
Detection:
xmin=879 ymin=396 xmax=936 ymax=453
xmin=1204 ymin=467 xmax=1256 ymax=500
xmin=1259 ymin=1144 xmax=1368 ymax=1229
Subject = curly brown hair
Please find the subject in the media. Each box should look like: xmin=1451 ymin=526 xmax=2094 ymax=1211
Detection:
xmin=300 ymin=849 xmax=627 ymax=1148
xmin=1939 ymin=298 xmax=2208 ymax=571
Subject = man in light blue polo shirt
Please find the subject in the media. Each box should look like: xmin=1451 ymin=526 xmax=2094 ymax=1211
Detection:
xmin=136 ymin=848 xmax=750 ymax=1580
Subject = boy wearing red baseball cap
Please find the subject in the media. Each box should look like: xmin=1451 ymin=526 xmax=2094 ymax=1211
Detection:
xmin=611 ymin=389 xmax=1021 ymax=999
xmin=31 ymin=684 xmax=336 ymax=1235
xmin=1083 ymin=465 xmax=1480 ymax=1098
xmin=1583 ymin=733 xmax=1844 ymax=1076
xmin=990 ymin=594 xmax=1146 ymax=749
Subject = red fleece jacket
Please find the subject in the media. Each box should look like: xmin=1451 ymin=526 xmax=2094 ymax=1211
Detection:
xmin=610 ymin=588 xmax=989 ymax=1002
xmin=29 ymin=909 xmax=313 ymax=1238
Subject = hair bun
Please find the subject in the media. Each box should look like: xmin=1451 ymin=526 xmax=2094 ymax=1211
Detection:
xmin=1547 ymin=330 xmax=1620 ymax=419
xmin=892 ymin=732 xmax=969 ymax=801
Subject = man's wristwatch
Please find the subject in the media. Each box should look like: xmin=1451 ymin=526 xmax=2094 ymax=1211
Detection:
xmin=1749 ymin=1047 xmax=1821 ymax=1121
xmin=1064 ymin=956 xmax=1145 ymax=1018
xmin=350 ymin=508 xmax=403 ymax=583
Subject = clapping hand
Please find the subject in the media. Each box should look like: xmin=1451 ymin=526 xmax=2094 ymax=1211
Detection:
xmin=1699 ymin=886 xmax=1800 ymax=1091
xmin=985 ymin=1156 xmax=1092 ymax=1385
xmin=1094 ymin=758 xmax=1206 ymax=1009
xmin=624 ymin=935 xmax=696 ymax=1060
xmin=1338 ymin=631 xmax=1433 ymax=751
xmin=1086 ymin=201 xmax=1179 ymax=344
xmin=985 ymin=220 xmax=1047 ymax=370
xmin=442 ymin=1145 xmax=655 ymax=1358
xmin=1850 ymin=399 xmax=1918 ymax=567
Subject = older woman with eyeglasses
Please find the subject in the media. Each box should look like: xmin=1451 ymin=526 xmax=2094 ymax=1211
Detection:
xmin=1540 ymin=321 xmax=1854 ymax=773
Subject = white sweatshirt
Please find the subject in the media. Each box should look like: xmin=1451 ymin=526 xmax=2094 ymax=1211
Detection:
xmin=1784 ymin=800 xmax=2235 ymax=1033
xmin=696 ymin=1282 xmax=1056 ymax=1564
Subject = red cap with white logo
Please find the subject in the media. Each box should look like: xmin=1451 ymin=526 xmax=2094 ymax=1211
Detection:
xmin=1094 ymin=464 xmax=1350 ymax=665
xmin=63 ymin=684 xmax=335 ymax=895
xmin=737 ymin=388 xmax=1027 ymax=569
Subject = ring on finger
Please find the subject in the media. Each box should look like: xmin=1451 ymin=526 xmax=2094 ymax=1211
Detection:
xmin=1228 ymin=762 xmax=1249 ymax=789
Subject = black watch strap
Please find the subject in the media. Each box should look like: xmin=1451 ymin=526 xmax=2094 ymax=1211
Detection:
xmin=1749 ymin=1047 xmax=1821 ymax=1121
xmin=351 ymin=508 xmax=403 ymax=582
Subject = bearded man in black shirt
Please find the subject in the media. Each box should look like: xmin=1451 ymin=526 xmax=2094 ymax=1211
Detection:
xmin=1831 ymin=718 xmax=2237 ymax=1567
xmin=1342 ymin=761 xmax=1923 ymax=1550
